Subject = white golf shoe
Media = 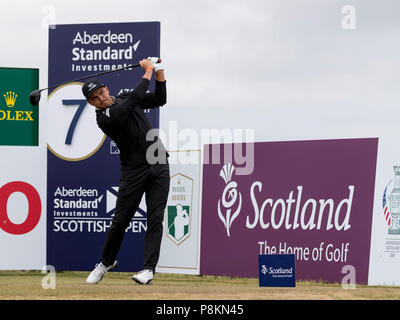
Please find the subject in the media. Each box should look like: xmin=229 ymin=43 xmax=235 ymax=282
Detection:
xmin=132 ymin=269 xmax=153 ymax=284
xmin=86 ymin=260 xmax=118 ymax=284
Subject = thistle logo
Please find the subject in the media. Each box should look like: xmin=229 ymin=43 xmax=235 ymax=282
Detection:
xmin=261 ymin=265 xmax=268 ymax=275
xmin=217 ymin=163 xmax=242 ymax=237
xmin=4 ymin=91 xmax=18 ymax=107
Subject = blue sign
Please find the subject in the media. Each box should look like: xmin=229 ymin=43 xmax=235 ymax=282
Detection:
xmin=259 ymin=254 xmax=296 ymax=287
xmin=47 ymin=22 xmax=161 ymax=272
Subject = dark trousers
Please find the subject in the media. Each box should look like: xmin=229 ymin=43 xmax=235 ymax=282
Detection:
xmin=101 ymin=162 xmax=170 ymax=272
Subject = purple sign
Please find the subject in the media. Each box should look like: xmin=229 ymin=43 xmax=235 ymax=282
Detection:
xmin=200 ymin=138 xmax=378 ymax=283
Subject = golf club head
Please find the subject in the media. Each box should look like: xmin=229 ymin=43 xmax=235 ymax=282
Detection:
xmin=29 ymin=90 xmax=41 ymax=106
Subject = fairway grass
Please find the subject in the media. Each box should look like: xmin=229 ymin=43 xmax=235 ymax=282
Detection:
xmin=0 ymin=271 xmax=399 ymax=300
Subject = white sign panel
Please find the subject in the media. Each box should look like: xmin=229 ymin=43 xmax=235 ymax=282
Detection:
xmin=0 ymin=148 xmax=46 ymax=269
xmin=157 ymin=150 xmax=202 ymax=275
xmin=369 ymin=136 xmax=400 ymax=286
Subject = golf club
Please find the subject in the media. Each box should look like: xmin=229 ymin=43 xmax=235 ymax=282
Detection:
xmin=29 ymin=58 xmax=161 ymax=105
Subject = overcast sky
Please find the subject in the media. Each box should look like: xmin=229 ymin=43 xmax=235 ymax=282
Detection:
xmin=1 ymin=0 xmax=400 ymax=143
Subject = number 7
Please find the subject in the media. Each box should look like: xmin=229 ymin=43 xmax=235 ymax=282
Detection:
xmin=62 ymin=99 xmax=88 ymax=145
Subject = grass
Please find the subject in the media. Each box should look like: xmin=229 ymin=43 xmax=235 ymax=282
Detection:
xmin=0 ymin=270 xmax=399 ymax=300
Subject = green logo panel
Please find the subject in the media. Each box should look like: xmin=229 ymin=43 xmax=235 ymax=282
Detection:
xmin=167 ymin=204 xmax=190 ymax=242
xmin=0 ymin=67 xmax=39 ymax=146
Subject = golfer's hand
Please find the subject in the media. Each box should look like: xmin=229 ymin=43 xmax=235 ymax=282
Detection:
xmin=148 ymin=57 xmax=164 ymax=73
xmin=147 ymin=57 xmax=166 ymax=81
xmin=139 ymin=59 xmax=154 ymax=71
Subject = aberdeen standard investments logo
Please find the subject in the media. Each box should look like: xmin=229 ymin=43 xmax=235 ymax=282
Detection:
xmin=217 ymin=163 xmax=242 ymax=237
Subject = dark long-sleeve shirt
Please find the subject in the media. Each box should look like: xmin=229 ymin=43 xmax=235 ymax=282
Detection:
xmin=96 ymin=78 xmax=168 ymax=171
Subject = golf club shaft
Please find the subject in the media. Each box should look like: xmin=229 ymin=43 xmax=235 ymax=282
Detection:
xmin=41 ymin=63 xmax=140 ymax=92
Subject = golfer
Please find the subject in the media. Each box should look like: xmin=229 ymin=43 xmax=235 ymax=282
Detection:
xmin=83 ymin=58 xmax=170 ymax=285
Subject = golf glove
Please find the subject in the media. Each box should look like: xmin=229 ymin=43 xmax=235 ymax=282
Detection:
xmin=148 ymin=57 xmax=165 ymax=72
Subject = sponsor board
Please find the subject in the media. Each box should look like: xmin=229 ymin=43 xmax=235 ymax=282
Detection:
xmin=0 ymin=67 xmax=39 ymax=146
xmin=47 ymin=22 xmax=160 ymax=271
xmin=368 ymin=137 xmax=400 ymax=285
xmin=259 ymin=254 xmax=296 ymax=287
xmin=157 ymin=150 xmax=202 ymax=275
xmin=0 ymin=176 xmax=45 ymax=269
xmin=0 ymin=67 xmax=45 ymax=270
xmin=200 ymin=138 xmax=378 ymax=283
